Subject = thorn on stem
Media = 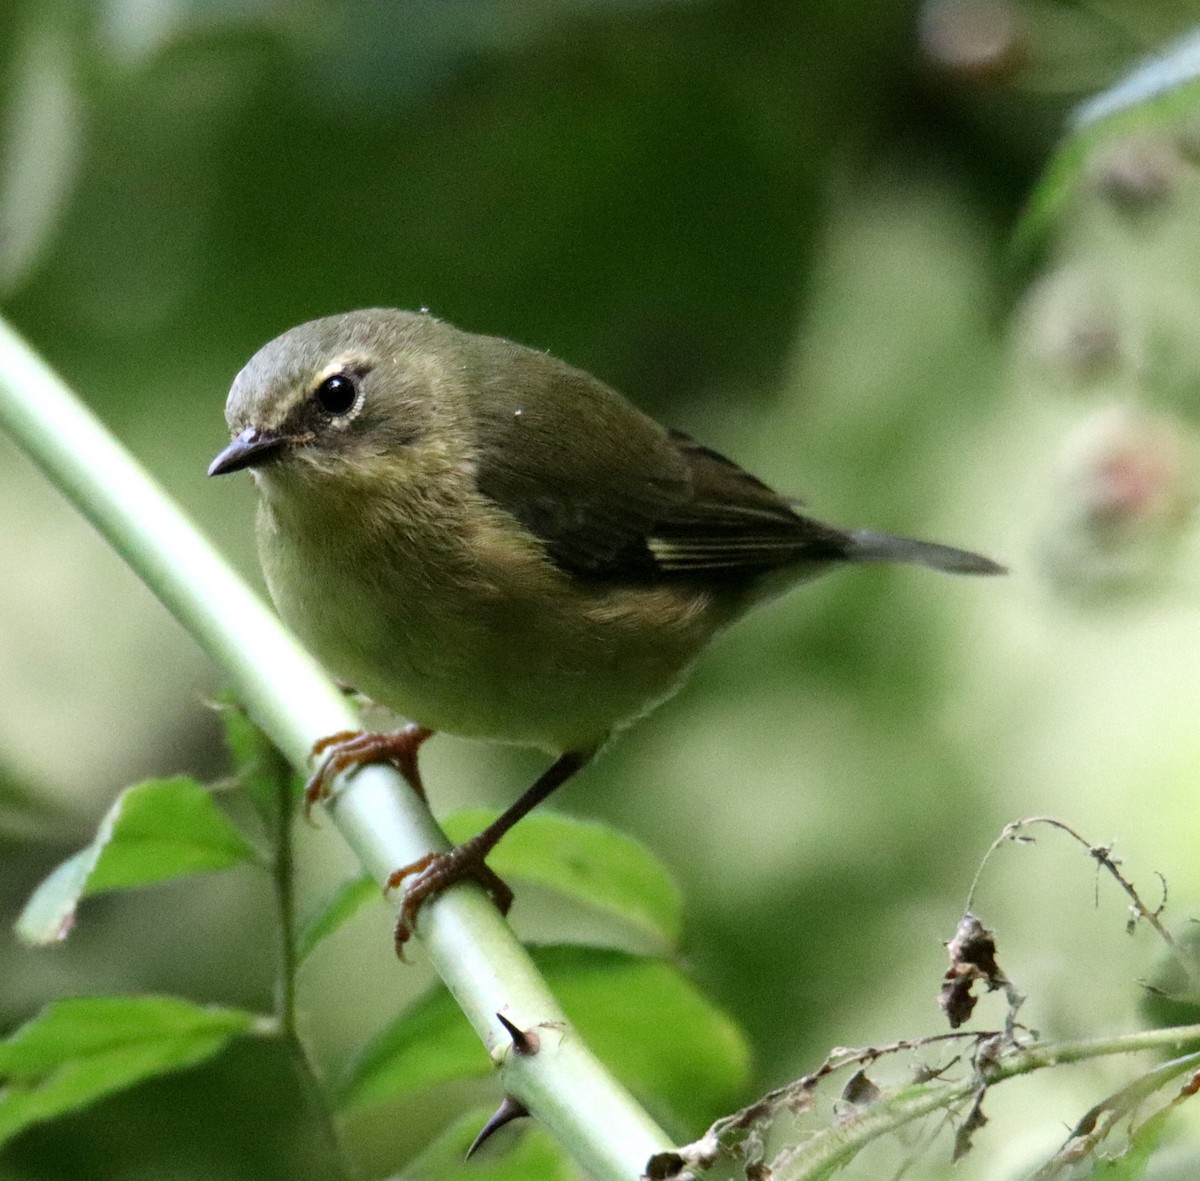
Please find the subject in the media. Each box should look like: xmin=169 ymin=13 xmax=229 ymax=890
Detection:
xmin=496 ymin=1012 xmax=540 ymax=1055
xmin=465 ymin=1096 xmax=529 ymax=1159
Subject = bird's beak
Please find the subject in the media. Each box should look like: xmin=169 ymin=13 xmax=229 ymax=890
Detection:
xmin=208 ymin=427 xmax=286 ymax=477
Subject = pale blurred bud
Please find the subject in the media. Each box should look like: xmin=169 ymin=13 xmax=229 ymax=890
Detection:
xmin=1085 ymin=133 xmax=1185 ymax=212
xmin=919 ymin=0 xmax=1025 ymax=82
xmin=1015 ymin=266 xmax=1122 ymax=384
xmin=1040 ymin=406 xmax=1199 ymax=602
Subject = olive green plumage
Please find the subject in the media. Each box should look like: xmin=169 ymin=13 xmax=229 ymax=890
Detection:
xmin=212 ymin=308 xmax=1000 ymax=755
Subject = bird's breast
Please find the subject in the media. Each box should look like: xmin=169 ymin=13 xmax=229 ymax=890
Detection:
xmin=255 ymin=482 xmax=721 ymax=751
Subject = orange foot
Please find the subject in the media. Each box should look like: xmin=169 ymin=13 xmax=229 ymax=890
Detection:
xmin=386 ymin=839 xmax=514 ymax=953
xmin=303 ymin=723 xmax=434 ymax=822
xmin=379 ymin=749 xmax=591 ymax=953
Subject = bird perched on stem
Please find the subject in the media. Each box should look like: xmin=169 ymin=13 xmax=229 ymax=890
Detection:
xmin=209 ymin=308 xmax=1002 ymax=950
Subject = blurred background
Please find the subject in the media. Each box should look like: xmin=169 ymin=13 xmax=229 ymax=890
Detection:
xmin=4 ymin=0 xmax=1200 ymax=1177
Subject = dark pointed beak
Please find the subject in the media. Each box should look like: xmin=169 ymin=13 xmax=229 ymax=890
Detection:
xmin=208 ymin=428 xmax=285 ymax=476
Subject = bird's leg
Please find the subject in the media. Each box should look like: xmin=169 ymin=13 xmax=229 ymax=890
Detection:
xmin=303 ymin=723 xmax=434 ymax=821
xmin=387 ymin=748 xmax=592 ymax=952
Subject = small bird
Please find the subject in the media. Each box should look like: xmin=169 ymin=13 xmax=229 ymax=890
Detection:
xmin=210 ymin=309 xmax=1002 ymax=949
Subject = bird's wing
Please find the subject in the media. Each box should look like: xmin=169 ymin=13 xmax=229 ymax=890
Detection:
xmin=468 ymin=343 xmax=689 ymax=579
xmin=468 ymin=341 xmax=849 ymax=583
xmin=647 ymin=432 xmax=850 ymax=577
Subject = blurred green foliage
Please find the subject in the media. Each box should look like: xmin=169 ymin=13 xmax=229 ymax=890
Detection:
xmin=6 ymin=0 xmax=1200 ymax=1178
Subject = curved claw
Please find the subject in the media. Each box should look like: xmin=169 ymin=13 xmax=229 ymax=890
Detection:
xmin=303 ymin=729 xmax=369 ymax=823
xmin=386 ymin=844 xmax=514 ymax=953
xmin=302 ymin=724 xmax=434 ymax=823
xmin=378 ymin=748 xmax=590 ymax=957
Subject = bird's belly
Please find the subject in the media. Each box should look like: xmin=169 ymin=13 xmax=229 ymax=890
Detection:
xmin=261 ymin=527 xmax=717 ymax=752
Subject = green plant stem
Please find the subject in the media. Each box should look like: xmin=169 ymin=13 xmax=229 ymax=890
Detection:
xmin=780 ymin=1024 xmax=1200 ymax=1181
xmin=272 ymin=755 xmax=359 ymax=1181
xmin=274 ymin=768 xmax=301 ymax=1043
xmin=0 ymin=314 xmax=674 ymax=1179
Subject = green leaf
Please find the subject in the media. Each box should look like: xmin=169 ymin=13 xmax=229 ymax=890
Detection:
xmin=535 ymin=946 xmax=751 ymax=1132
xmin=442 ymin=810 xmax=682 ymax=951
xmin=15 ymin=776 xmax=259 ymax=945
xmin=213 ymin=695 xmax=298 ymax=825
xmin=397 ymin=1106 xmax=581 ymax=1181
xmin=0 ymin=995 xmax=262 ymax=1147
xmin=340 ymin=946 xmax=750 ymax=1133
xmin=1016 ymin=30 xmax=1200 ymax=257
xmin=296 ymin=812 xmax=683 ymax=964
xmin=295 ymin=874 xmax=381 ymax=964
xmin=1090 ymin=1100 xmax=1173 ymax=1181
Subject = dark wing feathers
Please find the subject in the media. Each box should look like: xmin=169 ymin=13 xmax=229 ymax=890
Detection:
xmin=654 ymin=431 xmax=849 ymax=576
xmin=469 ymin=343 xmax=688 ymax=579
xmin=467 ymin=339 xmax=849 ymax=585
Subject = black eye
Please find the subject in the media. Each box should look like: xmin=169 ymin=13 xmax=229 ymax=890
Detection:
xmin=315 ymin=374 xmax=358 ymax=416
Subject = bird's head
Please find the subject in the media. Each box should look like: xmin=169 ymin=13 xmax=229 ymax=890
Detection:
xmin=209 ymin=309 xmax=468 ymax=497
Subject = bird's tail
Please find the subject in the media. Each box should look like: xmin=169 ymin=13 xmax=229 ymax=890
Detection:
xmin=847 ymin=528 xmax=1005 ymax=576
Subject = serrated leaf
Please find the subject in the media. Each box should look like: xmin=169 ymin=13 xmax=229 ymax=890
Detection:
xmin=15 ymin=777 xmax=258 ymax=945
xmin=1016 ymin=29 xmax=1200 ymax=257
xmin=340 ymin=946 xmax=750 ymax=1133
xmin=0 ymin=995 xmax=261 ymax=1147
xmin=295 ymin=874 xmax=381 ymax=964
xmin=397 ymin=1106 xmax=581 ymax=1181
xmin=442 ymin=810 xmax=682 ymax=951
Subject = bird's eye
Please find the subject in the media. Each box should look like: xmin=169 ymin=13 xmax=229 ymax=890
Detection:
xmin=315 ymin=374 xmax=358 ymax=416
